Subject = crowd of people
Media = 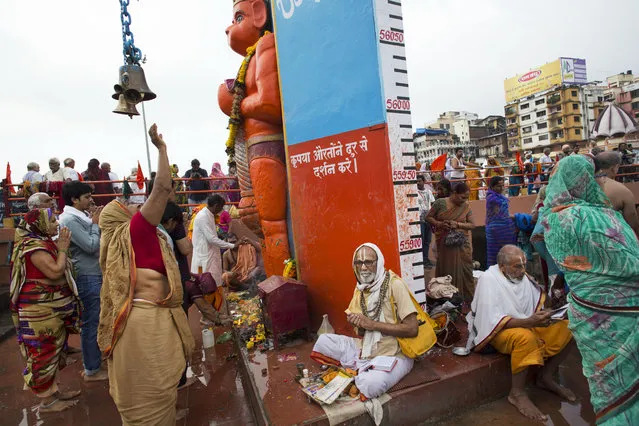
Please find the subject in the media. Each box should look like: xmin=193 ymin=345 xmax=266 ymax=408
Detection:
xmin=7 ymin=130 xmax=639 ymax=424
xmin=12 ymin=157 xmax=240 ymax=212
xmin=8 ymin=125 xmax=261 ymax=423
xmin=416 ymin=146 xmax=639 ymax=423
xmin=416 ymin=142 xmax=639 ymax=201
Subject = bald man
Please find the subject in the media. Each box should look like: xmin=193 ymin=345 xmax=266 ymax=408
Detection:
xmin=595 ymin=152 xmax=639 ymax=240
xmin=467 ymin=245 xmax=575 ymax=422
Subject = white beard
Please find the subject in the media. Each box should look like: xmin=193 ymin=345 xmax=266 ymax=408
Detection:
xmin=357 ymin=271 xmax=375 ymax=285
xmin=505 ymin=274 xmax=524 ymax=285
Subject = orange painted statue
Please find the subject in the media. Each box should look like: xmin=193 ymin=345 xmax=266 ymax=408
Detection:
xmin=218 ymin=0 xmax=291 ymax=277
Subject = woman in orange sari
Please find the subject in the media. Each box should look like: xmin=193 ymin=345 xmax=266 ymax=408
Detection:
xmin=484 ymin=157 xmax=505 ymax=179
xmin=426 ymin=183 xmax=476 ymax=302
xmin=465 ymin=156 xmax=483 ymax=201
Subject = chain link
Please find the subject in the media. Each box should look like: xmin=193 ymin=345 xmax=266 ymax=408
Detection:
xmin=120 ymin=0 xmax=143 ymax=65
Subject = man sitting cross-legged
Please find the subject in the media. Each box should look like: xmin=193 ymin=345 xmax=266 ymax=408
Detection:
xmin=311 ymin=243 xmax=418 ymax=400
xmin=466 ymin=245 xmax=576 ymax=422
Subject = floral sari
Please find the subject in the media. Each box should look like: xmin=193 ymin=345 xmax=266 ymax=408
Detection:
xmin=430 ymin=198 xmax=475 ymax=302
xmin=10 ymin=209 xmax=80 ymax=397
xmin=485 ymin=189 xmax=516 ymax=267
xmin=542 ymin=155 xmax=639 ymax=425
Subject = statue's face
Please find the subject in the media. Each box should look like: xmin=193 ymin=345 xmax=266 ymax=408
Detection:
xmin=226 ymin=1 xmax=263 ymax=56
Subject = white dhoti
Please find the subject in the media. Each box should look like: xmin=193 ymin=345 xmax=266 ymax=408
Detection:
xmin=311 ymin=334 xmax=413 ymax=399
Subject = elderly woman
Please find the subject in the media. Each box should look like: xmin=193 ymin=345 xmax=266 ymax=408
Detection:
xmin=542 ymin=155 xmax=639 ymax=424
xmin=426 ymin=182 xmax=476 ymax=302
xmin=485 ymin=176 xmax=516 ymax=267
xmin=10 ymin=208 xmax=81 ymax=412
xmin=98 ymin=124 xmax=194 ymax=426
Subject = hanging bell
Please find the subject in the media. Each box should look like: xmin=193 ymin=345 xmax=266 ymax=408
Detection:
xmin=112 ymin=64 xmax=156 ymax=105
xmin=113 ymin=94 xmax=140 ymax=119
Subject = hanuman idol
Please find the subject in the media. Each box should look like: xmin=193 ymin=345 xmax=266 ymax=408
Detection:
xmin=218 ymin=0 xmax=291 ymax=277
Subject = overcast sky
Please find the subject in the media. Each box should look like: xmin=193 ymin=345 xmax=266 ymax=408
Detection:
xmin=2 ymin=0 xmax=637 ymax=181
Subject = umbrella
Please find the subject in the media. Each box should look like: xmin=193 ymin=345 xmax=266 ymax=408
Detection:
xmin=591 ymin=103 xmax=639 ymax=139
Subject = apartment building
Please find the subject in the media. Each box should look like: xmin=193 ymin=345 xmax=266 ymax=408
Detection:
xmin=505 ymin=84 xmax=606 ymax=153
xmin=413 ymin=128 xmax=457 ymax=165
xmin=605 ymin=71 xmax=639 ymax=120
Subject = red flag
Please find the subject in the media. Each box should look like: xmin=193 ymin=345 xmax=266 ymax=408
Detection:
xmin=515 ymin=152 xmax=524 ymax=171
xmin=430 ymin=153 xmax=448 ymax=172
xmin=136 ymin=161 xmax=145 ymax=190
xmin=5 ymin=162 xmax=16 ymax=194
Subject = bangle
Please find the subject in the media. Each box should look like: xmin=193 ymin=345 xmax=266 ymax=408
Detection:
xmin=58 ymin=249 xmax=68 ymax=254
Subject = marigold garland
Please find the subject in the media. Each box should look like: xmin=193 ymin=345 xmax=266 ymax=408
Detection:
xmin=225 ymin=31 xmax=270 ymax=165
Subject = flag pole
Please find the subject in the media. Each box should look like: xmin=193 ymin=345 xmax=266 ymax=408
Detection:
xmin=141 ymin=102 xmax=153 ymax=176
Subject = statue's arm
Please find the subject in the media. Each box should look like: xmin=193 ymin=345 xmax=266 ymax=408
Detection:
xmin=218 ymin=79 xmax=234 ymax=117
xmin=241 ymin=34 xmax=282 ymax=126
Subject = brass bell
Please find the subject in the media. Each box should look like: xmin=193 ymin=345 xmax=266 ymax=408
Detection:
xmin=112 ymin=64 xmax=156 ymax=104
xmin=113 ymin=94 xmax=140 ymax=119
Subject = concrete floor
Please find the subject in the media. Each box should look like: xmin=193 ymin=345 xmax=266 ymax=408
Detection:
xmin=0 ymin=304 xmax=595 ymax=426
xmin=0 ymin=307 xmax=255 ymax=426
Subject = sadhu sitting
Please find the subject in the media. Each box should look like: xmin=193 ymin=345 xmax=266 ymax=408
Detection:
xmin=311 ymin=243 xmax=417 ymax=400
xmin=222 ymin=233 xmax=265 ymax=291
xmin=466 ymin=245 xmax=576 ymax=422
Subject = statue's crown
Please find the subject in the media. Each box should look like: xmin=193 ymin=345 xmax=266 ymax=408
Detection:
xmin=233 ymin=0 xmax=245 ymax=5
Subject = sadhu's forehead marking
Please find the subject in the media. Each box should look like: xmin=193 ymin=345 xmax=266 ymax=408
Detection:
xmin=355 ymin=246 xmax=377 ymax=262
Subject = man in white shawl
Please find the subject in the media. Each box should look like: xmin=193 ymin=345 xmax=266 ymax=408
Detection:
xmin=190 ymin=194 xmax=235 ymax=286
xmin=466 ymin=245 xmax=575 ymax=422
xmin=310 ymin=243 xmax=417 ymax=401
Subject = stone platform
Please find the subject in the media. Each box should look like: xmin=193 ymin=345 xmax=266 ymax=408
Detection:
xmin=235 ymin=324 xmax=513 ymax=426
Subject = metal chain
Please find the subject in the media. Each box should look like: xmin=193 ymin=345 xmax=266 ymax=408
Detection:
xmin=120 ymin=0 xmax=143 ymax=65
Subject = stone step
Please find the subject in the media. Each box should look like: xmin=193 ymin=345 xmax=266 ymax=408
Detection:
xmin=235 ymin=330 xmax=511 ymax=426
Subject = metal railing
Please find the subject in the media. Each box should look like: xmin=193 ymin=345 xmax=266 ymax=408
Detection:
xmin=1 ymin=176 xmax=241 ymax=219
xmin=417 ymin=162 xmax=639 ymax=193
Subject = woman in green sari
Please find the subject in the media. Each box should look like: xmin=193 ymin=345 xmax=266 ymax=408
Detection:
xmin=541 ymin=155 xmax=639 ymax=425
xmin=426 ymin=182 xmax=476 ymax=302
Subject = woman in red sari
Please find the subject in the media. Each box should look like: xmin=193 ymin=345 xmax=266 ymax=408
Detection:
xmin=426 ymin=182 xmax=476 ymax=302
xmin=10 ymin=208 xmax=81 ymax=412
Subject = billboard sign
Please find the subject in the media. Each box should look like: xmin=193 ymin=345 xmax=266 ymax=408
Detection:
xmin=504 ymin=57 xmax=588 ymax=102
xmin=560 ymin=57 xmax=587 ymax=84
xmin=504 ymin=60 xmax=562 ymax=103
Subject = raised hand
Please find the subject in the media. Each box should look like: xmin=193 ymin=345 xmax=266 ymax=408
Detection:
xmin=56 ymin=227 xmax=72 ymax=252
xmin=148 ymin=123 xmax=166 ymax=150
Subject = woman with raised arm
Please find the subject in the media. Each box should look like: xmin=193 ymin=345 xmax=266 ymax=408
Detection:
xmin=98 ymin=124 xmax=195 ymax=426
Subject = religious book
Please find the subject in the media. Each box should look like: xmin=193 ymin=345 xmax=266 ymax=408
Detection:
xmin=550 ymin=304 xmax=569 ymax=320
xmin=359 ymin=356 xmax=398 ymax=373
xmin=303 ymin=371 xmax=353 ymax=405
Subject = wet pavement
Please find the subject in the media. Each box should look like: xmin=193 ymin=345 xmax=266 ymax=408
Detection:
xmin=426 ymin=349 xmax=596 ymax=426
xmin=0 ymin=307 xmax=255 ymax=426
xmin=0 ymin=300 xmax=596 ymax=426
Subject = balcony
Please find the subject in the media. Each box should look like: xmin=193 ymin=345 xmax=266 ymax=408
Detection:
xmin=505 ymin=107 xmax=517 ymax=117
xmin=547 ymin=94 xmax=561 ymax=105
xmin=548 ymin=108 xmax=563 ymax=117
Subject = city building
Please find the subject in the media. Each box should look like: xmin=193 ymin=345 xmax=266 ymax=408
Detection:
xmin=415 ymin=115 xmax=507 ymax=164
xmin=413 ymin=128 xmax=457 ymax=165
xmin=604 ymin=71 xmax=639 ymax=120
xmin=476 ymin=132 xmax=507 ymax=159
xmin=503 ymin=57 xmax=611 ymax=153
xmin=424 ymin=111 xmax=479 ymax=156
xmin=505 ymin=85 xmax=606 ymax=153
